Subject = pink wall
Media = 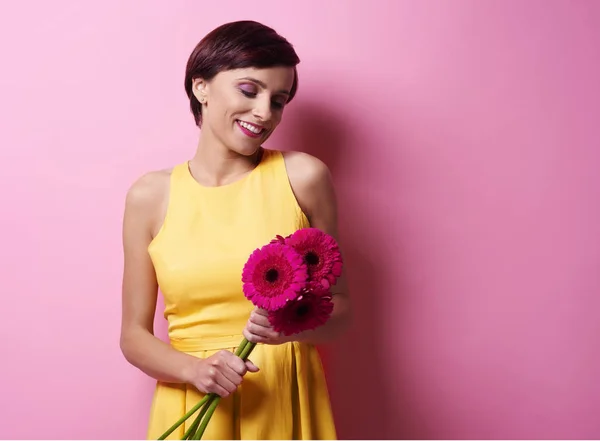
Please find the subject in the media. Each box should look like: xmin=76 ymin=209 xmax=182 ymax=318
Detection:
xmin=1 ymin=0 xmax=599 ymax=439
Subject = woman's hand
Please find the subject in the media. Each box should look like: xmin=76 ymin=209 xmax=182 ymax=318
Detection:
xmin=188 ymin=350 xmax=259 ymax=398
xmin=243 ymin=308 xmax=290 ymax=345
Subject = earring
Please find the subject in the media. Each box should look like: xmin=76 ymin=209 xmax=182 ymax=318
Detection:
xmin=199 ymin=96 xmax=206 ymax=104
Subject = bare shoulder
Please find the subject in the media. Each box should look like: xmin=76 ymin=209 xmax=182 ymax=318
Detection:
xmin=282 ymin=150 xmax=332 ymax=192
xmin=124 ymin=168 xmax=173 ymax=239
xmin=125 ymin=169 xmax=172 ymax=207
xmin=281 ymin=150 xmax=337 ymax=225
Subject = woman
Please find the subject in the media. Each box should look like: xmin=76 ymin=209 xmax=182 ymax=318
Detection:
xmin=120 ymin=20 xmax=351 ymax=440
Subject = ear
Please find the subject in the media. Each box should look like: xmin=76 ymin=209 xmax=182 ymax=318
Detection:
xmin=191 ymin=78 xmax=208 ymax=104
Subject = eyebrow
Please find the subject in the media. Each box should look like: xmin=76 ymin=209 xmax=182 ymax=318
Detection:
xmin=237 ymin=76 xmax=291 ymax=96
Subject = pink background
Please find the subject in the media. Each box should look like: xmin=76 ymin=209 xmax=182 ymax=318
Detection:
xmin=1 ymin=0 xmax=599 ymax=439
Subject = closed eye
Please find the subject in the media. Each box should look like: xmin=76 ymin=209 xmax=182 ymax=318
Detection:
xmin=240 ymin=89 xmax=286 ymax=110
xmin=240 ymin=89 xmax=257 ymax=98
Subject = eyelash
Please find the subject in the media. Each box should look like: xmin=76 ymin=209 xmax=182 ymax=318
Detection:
xmin=240 ymin=89 xmax=285 ymax=109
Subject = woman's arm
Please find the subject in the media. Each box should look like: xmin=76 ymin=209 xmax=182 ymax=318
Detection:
xmin=119 ymin=171 xmax=200 ymax=385
xmin=120 ymin=171 xmax=258 ymax=397
xmin=284 ymin=151 xmax=353 ymax=344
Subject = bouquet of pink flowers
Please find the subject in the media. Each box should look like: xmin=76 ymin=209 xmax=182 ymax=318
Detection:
xmin=158 ymin=227 xmax=343 ymax=440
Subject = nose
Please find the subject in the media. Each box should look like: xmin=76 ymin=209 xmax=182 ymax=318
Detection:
xmin=252 ymin=96 xmax=272 ymax=122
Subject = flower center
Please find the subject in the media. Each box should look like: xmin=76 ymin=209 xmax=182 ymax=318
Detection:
xmin=305 ymin=251 xmax=320 ymax=266
xmin=295 ymin=304 xmax=310 ymax=317
xmin=265 ymin=268 xmax=279 ymax=283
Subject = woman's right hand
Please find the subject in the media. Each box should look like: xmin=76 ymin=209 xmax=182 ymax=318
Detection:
xmin=188 ymin=350 xmax=259 ymax=398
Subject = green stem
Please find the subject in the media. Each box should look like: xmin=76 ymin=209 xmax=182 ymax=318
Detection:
xmin=157 ymin=394 xmax=210 ymax=440
xmin=191 ymin=339 xmax=257 ymax=440
xmin=192 ymin=396 xmax=221 ymax=440
xmin=239 ymin=340 xmax=256 ymax=360
xmin=183 ymin=397 xmax=211 ymax=440
xmin=234 ymin=338 xmax=249 ymax=357
xmin=160 ymin=338 xmax=256 ymax=440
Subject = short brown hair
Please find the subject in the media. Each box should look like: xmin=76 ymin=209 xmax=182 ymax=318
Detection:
xmin=184 ymin=20 xmax=300 ymax=126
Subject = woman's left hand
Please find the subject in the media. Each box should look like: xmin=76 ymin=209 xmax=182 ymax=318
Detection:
xmin=243 ymin=308 xmax=289 ymax=345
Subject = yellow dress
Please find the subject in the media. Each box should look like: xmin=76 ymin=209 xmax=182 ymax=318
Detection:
xmin=146 ymin=148 xmax=337 ymax=440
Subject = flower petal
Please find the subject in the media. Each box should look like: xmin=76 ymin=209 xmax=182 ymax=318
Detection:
xmin=242 ymin=243 xmax=308 ymax=311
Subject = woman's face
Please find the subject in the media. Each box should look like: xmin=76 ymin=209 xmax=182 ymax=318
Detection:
xmin=192 ymin=66 xmax=295 ymax=156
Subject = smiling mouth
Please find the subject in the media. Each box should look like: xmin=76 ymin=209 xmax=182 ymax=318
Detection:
xmin=236 ymin=120 xmax=265 ymax=137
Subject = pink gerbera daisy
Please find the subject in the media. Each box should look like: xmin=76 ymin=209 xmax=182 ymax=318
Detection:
xmin=269 ymin=234 xmax=290 ymax=245
xmin=267 ymin=288 xmax=334 ymax=336
xmin=285 ymin=228 xmax=343 ymax=289
xmin=242 ymin=243 xmax=308 ymax=311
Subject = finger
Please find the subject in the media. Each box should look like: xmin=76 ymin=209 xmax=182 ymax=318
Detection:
xmin=250 ymin=311 xmax=272 ymax=327
xmin=214 ymin=368 xmax=240 ymax=393
xmin=244 ymin=327 xmax=282 ymax=345
xmin=253 ymin=307 xmax=269 ymax=316
xmin=224 ymin=354 xmax=248 ymax=376
xmin=207 ymin=382 xmax=230 ymax=398
xmin=246 ymin=321 xmax=279 ymax=339
xmin=245 ymin=359 xmax=259 ymax=372
xmin=203 ymin=369 xmax=234 ymax=397
xmin=243 ymin=327 xmax=264 ymax=343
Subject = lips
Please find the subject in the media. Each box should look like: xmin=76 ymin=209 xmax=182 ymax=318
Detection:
xmin=236 ymin=120 xmax=265 ymax=137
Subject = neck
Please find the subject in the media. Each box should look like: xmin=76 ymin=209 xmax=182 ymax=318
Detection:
xmin=189 ymin=126 xmax=261 ymax=187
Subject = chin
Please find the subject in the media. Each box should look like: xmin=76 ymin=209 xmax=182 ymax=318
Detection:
xmin=229 ymin=143 xmax=262 ymax=157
